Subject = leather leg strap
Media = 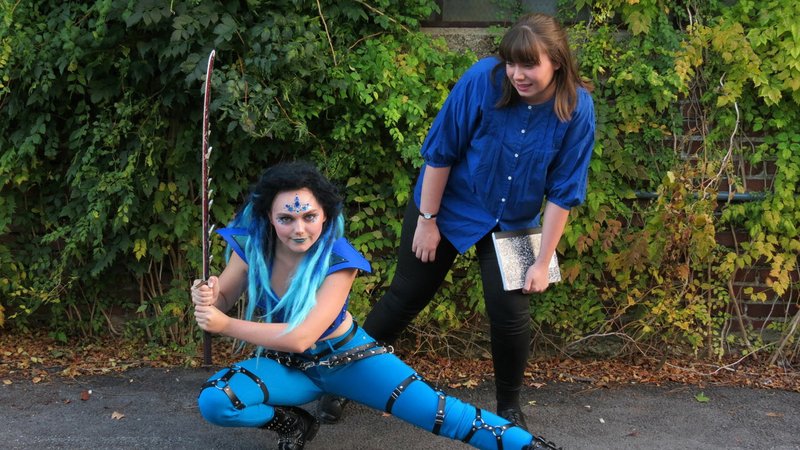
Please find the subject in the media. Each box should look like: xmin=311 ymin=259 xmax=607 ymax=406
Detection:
xmin=431 ymin=391 xmax=446 ymax=435
xmin=462 ymin=407 xmax=513 ymax=450
xmin=462 ymin=408 xmax=484 ymax=444
xmin=384 ymin=373 xmax=422 ymax=413
xmin=319 ymin=342 xmax=391 ymax=367
xmin=384 ymin=374 xmax=447 ymax=436
xmin=201 ymin=365 xmax=269 ymax=410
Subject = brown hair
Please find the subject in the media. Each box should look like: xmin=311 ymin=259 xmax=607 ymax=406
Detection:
xmin=494 ymin=13 xmax=593 ymax=121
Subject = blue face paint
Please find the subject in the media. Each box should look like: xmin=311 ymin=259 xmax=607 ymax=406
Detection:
xmin=285 ymin=195 xmax=310 ymax=213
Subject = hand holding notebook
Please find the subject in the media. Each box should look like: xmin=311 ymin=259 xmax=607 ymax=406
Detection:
xmin=491 ymin=228 xmax=562 ymax=291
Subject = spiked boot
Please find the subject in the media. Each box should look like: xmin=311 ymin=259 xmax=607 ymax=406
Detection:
xmin=262 ymin=406 xmax=319 ymax=450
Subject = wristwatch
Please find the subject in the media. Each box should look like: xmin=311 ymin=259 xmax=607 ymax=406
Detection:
xmin=419 ymin=211 xmax=438 ymax=220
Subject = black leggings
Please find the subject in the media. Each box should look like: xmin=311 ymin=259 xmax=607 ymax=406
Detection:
xmin=363 ymin=202 xmax=532 ymax=408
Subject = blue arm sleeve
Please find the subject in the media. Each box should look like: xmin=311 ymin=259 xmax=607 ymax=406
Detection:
xmin=420 ymin=58 xmax=496 ymax=167
xmin=545 ymin=89 xmax=596 ymax=209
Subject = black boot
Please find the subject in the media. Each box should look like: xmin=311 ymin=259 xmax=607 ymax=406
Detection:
xmin=498 ymin=407 xmax=529 ymax=431
xmin=524 ymin=435 xmax=562 ymax=450
xmin=317 ymin=394 xmax=349 ymax=424
xmin=262 ymin=406 xmax=319 ymax=450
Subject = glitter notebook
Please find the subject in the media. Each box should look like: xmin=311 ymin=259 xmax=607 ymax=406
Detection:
xmin=491 ymin=227 xmax=562 ymax=291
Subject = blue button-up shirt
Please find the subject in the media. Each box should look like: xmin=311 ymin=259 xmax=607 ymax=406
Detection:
xmin=414 ymin=57 xmax=595 ymax=253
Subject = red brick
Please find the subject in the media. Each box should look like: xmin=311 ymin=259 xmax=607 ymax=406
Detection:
xmin=715 ymin=229 xmax=749 ymax=248
xmin=732 ymin=267 xmax=773 ymax=283
xmin=743 ymin=302 xmax=799 ymax=318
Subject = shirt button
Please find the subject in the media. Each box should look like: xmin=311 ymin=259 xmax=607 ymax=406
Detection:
xmin=521 ymin=129 xmax=526 ymax=134
xmin=507 ymin=176 xmax=512 ymax=181
xmin=496 ymin=218 xmax=500 ymax=223
xmin=528 ymin=105 xmax=532 ymax=110
xmin=501 ymin=198 xmax=506 ymax=202
xmin=515 ymin=153 xmax=519 ymax=158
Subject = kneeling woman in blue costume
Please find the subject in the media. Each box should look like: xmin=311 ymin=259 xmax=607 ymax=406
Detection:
xmin=191 ymin=161 xmax=558 ymax=450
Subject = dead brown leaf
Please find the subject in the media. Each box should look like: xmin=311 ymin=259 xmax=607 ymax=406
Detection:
xmin=1 ymin=330 xmax=798 ymax=393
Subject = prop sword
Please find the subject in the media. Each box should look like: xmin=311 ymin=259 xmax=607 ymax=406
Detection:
xmin=201 ymin=49 xmax=216 ymax=366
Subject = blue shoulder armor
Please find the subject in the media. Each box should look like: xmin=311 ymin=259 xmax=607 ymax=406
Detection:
xmin=216 ymin=227 xmax=249 ymax=262
xmin=329 ymin=238 xmax=371 ymax=274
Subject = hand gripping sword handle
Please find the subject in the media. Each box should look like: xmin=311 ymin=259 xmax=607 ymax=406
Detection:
xmin=201 ymin=49 xmax=216 ymax=366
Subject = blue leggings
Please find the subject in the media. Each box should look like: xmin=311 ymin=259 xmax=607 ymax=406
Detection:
xmin=198 ymin=324 xmax=536 ymax=450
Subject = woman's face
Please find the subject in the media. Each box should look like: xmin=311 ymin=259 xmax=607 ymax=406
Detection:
xmin=269 ymin=188 xmax=327 ymax=254
xmin=505 ymin=51 xmax=560 ymax=105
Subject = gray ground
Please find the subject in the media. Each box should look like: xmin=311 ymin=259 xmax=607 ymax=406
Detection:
xmin=1 ymin=367 xmax=798 ymax=449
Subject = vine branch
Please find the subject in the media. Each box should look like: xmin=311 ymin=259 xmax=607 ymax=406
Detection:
xmin=355 ymin=0 xmax=412 ymax=33
xmin=316 ymin=0 xmax=337 ymax=66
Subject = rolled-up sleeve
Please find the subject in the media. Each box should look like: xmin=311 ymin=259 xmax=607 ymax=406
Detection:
xmin=545 ymin=89 xmax=595 ymax=209
xmin=421 ymin=58 xmax=493 ymax=167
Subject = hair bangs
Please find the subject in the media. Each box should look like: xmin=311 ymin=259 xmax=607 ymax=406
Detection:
xmin=499 ymin=26 xmax=543 ymax=65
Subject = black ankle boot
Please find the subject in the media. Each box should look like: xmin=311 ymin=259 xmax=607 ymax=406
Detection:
xmin=497 ymin=407 xmax=529 ymax=431
xmin=524 ymin=435 xmax=562 ymax=450
xmin=317 ymin=394 xmax=349 ymax=424
xmin=262 ymin=406 xmax=319 ymax=450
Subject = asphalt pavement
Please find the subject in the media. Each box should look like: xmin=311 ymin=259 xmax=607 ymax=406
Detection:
xmin=1 ymin=366 xmax=798 ymax=449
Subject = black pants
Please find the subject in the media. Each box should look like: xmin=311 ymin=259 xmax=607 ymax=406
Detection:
xmin=363 ymin=202 xmax=531 ymax=409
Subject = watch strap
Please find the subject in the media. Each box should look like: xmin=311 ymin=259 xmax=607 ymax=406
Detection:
xmin=419 ymin=211 xmax=438 ymax=220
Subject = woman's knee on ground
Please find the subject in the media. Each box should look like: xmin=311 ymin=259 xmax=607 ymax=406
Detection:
xmin=198 ymin=385 xmax=245 ymax=426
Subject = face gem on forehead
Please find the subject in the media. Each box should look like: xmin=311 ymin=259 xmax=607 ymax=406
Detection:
xmin=284 ymin=195 xmax=311 ymax=213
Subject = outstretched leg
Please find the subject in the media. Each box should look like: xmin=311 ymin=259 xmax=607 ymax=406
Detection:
xmin=321 ymin=201 xmax=458 ymax=424
xmin=314 ymin=327 xmax=559 ymax=450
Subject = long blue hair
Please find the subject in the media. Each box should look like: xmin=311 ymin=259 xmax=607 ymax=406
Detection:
xmin=226 ymin=161 xmax=344 ymax=333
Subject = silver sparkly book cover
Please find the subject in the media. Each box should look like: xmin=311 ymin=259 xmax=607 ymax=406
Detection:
xmin=491 ymin=227 xmax=562 ymax=291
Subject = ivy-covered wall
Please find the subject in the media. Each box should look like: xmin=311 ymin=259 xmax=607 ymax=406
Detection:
xmin=1 ymin=0 xmax=797 ymax=365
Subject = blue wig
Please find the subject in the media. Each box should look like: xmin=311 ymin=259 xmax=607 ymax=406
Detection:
xmin=226 ymin=162 xmax=344 ymax=334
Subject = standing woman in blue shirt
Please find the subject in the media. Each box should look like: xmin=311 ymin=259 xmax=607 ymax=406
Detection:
xmin=320 ymin=13 xmax=595 ymax=429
